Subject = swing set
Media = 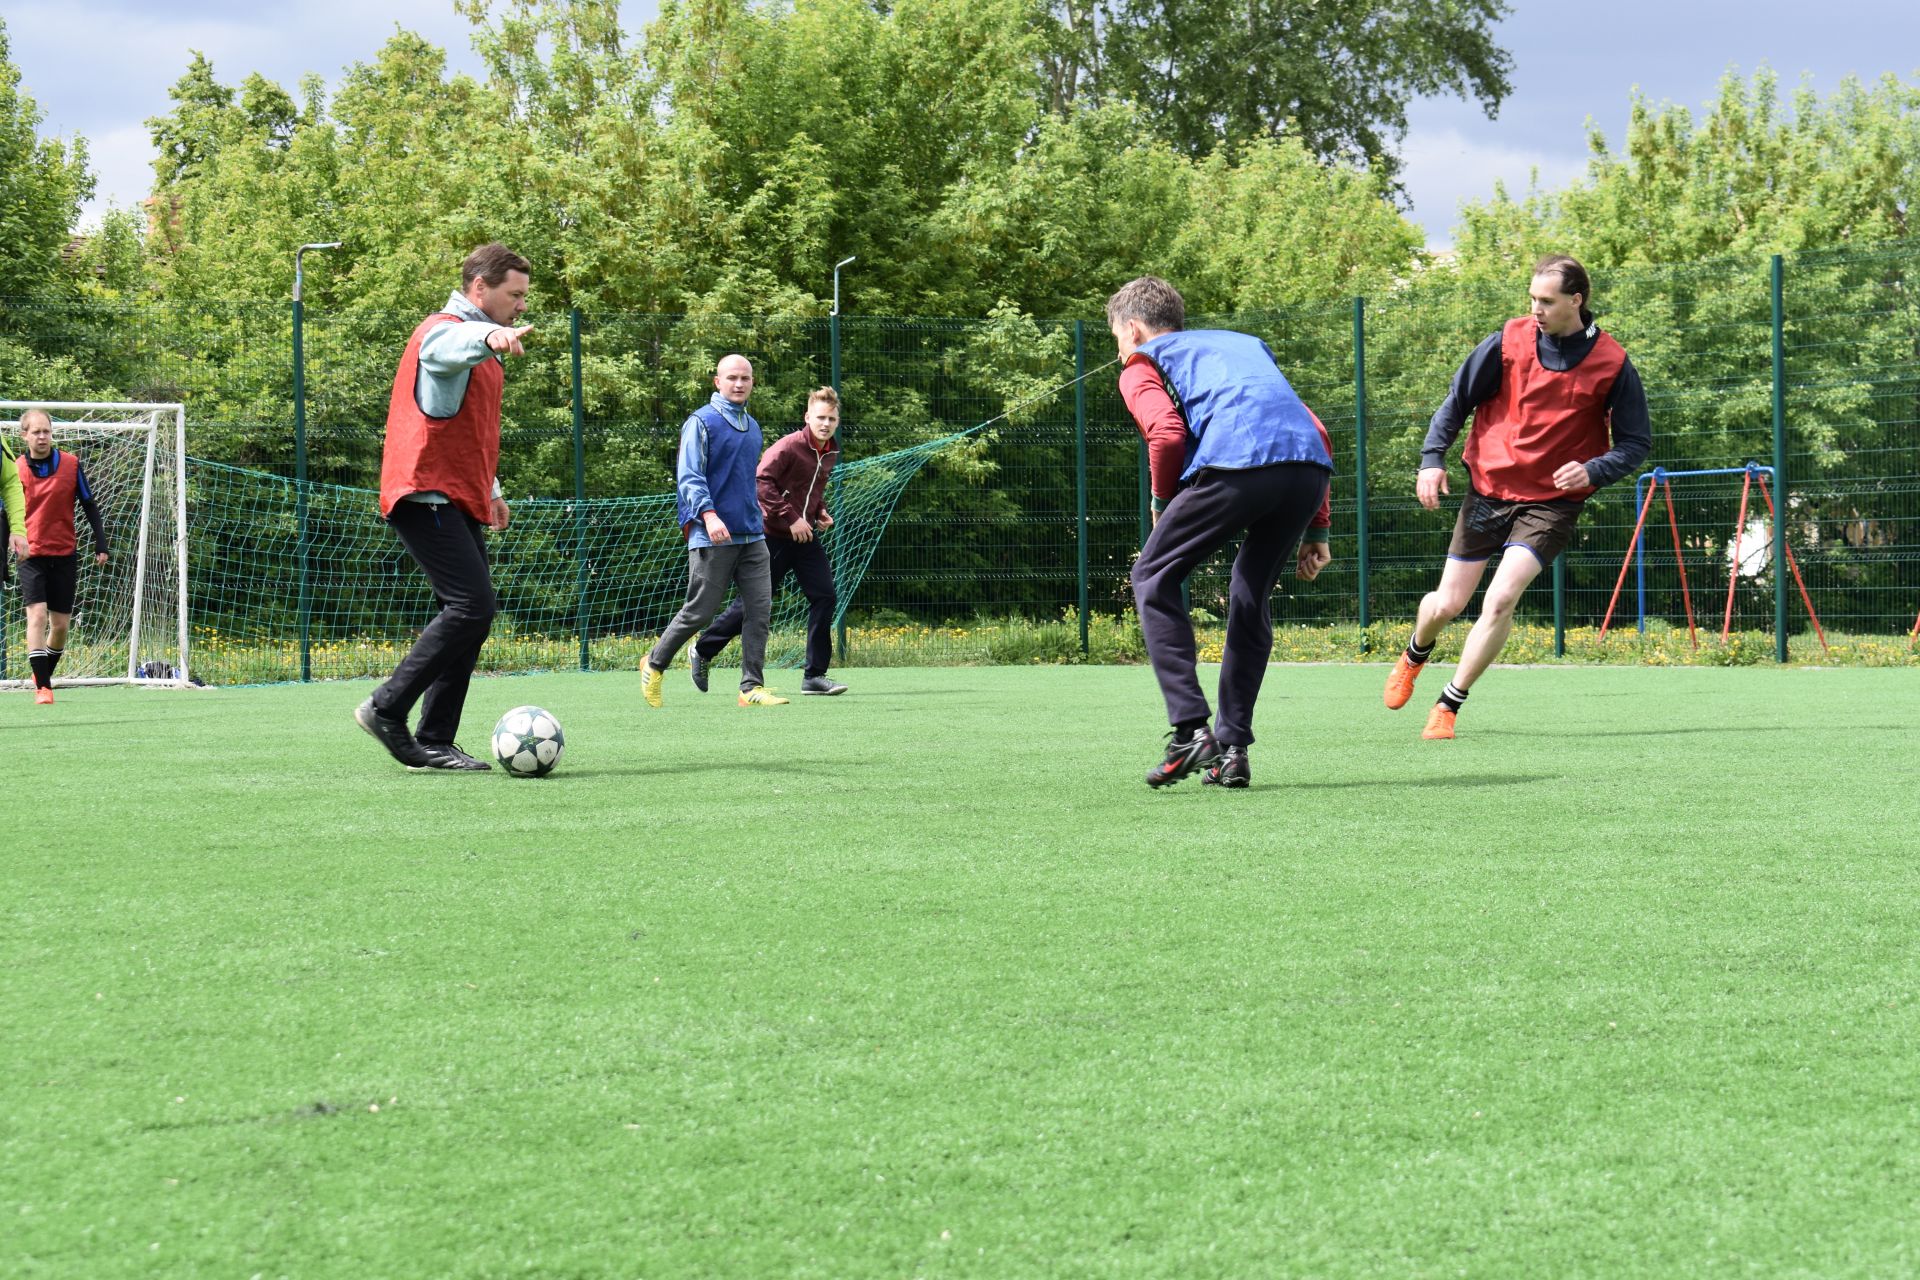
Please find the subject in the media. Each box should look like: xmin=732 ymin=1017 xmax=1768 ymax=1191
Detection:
xmin=1598 ymin=463 xmax=1831 ymax=653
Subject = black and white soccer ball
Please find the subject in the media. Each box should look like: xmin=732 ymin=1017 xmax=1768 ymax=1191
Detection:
xmin=491 ymin=705 xmax=565 ymax=778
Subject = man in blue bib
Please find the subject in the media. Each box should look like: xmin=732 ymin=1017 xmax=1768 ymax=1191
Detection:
xmin=1110 ymin=276 xmax=1335 ymax=789
xmin=641 ymin=354 xmax=787 ymax=707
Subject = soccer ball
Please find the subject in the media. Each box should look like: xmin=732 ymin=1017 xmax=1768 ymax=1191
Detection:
xmin=491 ymin=705 xmax=565 ymax=778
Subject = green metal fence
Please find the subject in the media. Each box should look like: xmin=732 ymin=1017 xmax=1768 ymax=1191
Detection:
xmin=2 ymin=239 xmax=1917 ymax=682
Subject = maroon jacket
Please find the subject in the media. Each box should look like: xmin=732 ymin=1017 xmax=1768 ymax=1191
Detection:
xmin=757 ymin=428 xmax=840 ymax=538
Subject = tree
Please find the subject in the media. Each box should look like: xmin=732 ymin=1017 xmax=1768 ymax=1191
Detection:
xmin=0 ymin=16 xmax=93 ymax=300
xmin=1040 ymin=0 xmax=1512 ymax=181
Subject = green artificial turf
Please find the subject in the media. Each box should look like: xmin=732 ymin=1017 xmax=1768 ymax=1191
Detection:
xmin=5 ymin=664 xmax=1917 ymax=1278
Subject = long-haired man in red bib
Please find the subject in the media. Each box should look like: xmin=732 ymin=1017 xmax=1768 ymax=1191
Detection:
xmin=1384 ymin=255 xmax=1650 ymax=739
xmin=355 ymin=244 xmax=532 ymax=771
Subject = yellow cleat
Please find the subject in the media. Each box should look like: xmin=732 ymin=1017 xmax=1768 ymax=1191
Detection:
xmin=738 ymin=686 xmax=789 ymax=707
xmin=640 ymin=662 xmax=664 ymax=708
xmin=1422 ymin=705 xmax=1456 ymax=739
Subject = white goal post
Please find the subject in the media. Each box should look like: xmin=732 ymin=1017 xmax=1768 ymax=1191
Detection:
xmin=1 ymin=401 xmax=191 ymax=689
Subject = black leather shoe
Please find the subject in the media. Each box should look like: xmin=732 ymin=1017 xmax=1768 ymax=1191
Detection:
xmin=413 ymin=741 xmax=492 ymax=771
xmin=1203 ymin=745 xmax=1250 ymax=788
xmin=355 ymin=697 xmax=434 ymax=768
xmin=801 ymin=675 xmax=847 ymax=695
xmin=689 ymin=647 xmax=711 ymax=693
xmin=1145 ymin=727 xmax=1220 ymax=788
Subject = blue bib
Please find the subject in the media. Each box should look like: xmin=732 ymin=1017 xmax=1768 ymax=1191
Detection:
xmin=1136 ymin=330 xmax=1333 ymax=481
xmin=678 ymin=403 xmax=765 ymax=536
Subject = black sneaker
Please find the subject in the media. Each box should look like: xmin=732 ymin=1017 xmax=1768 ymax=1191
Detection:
xmin=413 ymin=741 xmax=492 ymax=771
xmin=355 ymin=697 xmax=434 ymax=769
xmin=1203 ymin=745 xmax=1250 ymax=788
xmin=1145 ymin=727 xmax=1220 ymax=788
xmin=801 ymin=675 xmax=847 ymax=695
xmin=689 ymin=647 xmax=711 ymax=693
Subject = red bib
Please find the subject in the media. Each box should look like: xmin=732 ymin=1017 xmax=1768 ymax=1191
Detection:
xmin=1465 ymin=316 xmax=1625 ymax=502
xmin=18 ymin=449 xmax=81 ymax=556
xmin=378 ymin=314 xmax=503 ymax=524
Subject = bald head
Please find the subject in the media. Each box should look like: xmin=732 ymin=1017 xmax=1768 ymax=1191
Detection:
xmin=715 ymin=354 xmax=754 ymax=406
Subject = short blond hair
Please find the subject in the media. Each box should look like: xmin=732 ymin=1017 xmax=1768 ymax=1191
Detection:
xmin=807 ymin=386 xmax=840 ymax=411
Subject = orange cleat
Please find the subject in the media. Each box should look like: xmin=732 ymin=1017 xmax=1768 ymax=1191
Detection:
xmin=1422 ymin=705 xmax=1455 ymax=739
xmin=1384 ymin=653 xmax=1424 ymax=709
xmin=34 ymin=687 xmax=55 ymax=705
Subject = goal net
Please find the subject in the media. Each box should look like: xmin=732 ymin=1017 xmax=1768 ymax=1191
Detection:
xmin=0 ymin=402 xmax=191 ymax=688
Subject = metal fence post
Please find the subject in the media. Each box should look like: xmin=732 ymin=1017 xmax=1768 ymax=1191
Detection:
xmin=1352 ymin=297 xmax=1370 ymax=650
xmin=1075 ymin=321 xmax=1089 ymax=656
xmin=1771 ymin=254 xmax=1788 ymax=663
xmin=572 ymin=307 xmax=589 ymax=671
xmin=292 ymin=296 xmax=312 ymax=683
xmin=1553 ymin=558 xmax=1566 ymax=656
xmin=1137 ymin=437 xmax=1150 ymax=546
xmin=831 ymin=311 xmax=847 ymax=661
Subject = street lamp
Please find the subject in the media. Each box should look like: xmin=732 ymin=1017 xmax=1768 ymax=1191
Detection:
xmin=292 ymin=241 xmax=342 ymax=682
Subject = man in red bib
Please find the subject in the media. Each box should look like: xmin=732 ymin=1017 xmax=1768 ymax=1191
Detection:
xmin=1384 ymin=255 xmax=1650 ymax=738
xmin=14 ymin=408 xmax=110 ymax=704
xmin=355 ymin=244 xmax=532 ymax=771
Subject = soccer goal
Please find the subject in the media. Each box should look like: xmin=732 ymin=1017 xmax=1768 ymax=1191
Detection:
xmin=1 ymin=402 xmax=192 ymax=688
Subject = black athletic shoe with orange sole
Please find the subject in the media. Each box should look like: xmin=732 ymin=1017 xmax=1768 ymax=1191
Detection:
xmin=1146 ymin=727 xmax=1221 ymax=789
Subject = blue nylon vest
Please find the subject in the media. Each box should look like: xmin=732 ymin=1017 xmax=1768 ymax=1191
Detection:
xmin=679 ymin=403 xmax=765 ymax=535
xmin=1136 ymin=330 xmax=1333 ymax=480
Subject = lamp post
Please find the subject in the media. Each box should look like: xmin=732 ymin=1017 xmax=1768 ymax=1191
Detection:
xmin=830 ymin=256 xmax=855 ymax=660
xmin=292 ymin=241 xmax=342 ymax=682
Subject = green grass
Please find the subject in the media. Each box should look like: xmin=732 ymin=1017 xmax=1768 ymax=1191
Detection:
xmin=5 ymin=664 xmax=1918 ymax=1278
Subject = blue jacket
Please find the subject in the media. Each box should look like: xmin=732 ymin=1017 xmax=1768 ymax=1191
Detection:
xmin=677 ymin=395 xmax=765 ymax=546
xmin=1136 ymin=330 xmax=1332 ymax=480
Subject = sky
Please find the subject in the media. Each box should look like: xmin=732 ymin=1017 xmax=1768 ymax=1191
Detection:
xmin=9 ymin=0 xmax=1920 ymax=251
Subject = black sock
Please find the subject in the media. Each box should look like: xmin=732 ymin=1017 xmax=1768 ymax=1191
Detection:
xmin=1405 ymin=637 xmax=1435 ymax=665
xmin=1438 ymin=682 xmax=1468 ymax=712
xmin=47 ymin=646 xmax=63 ymax=678
xmin=1174 ymin=719 xmax=1209 ymax=742
xmin=29 ymin=649 xmax=52 ymax=689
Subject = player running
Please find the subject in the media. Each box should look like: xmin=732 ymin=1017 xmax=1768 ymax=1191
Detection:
xmin=1384 ymin=254 xmax=1650 ymax=738
xmin=690 ymin=386 xmax=847 ymax=697
xmin=1109 ymin=276 xmax=1334 ymax=789
xmin=14 ymin=408 xmax=110 ymax=704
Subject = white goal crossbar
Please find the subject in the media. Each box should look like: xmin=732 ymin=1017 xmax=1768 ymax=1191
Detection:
xmin=1 ymin=402 xmax=191 ymax=689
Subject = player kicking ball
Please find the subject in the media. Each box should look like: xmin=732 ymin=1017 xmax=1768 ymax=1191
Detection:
xmin=1109 ymin=277 xmax=1334 ymax=789
xmin=1383 ymin=255 xmax=1649 ymax=738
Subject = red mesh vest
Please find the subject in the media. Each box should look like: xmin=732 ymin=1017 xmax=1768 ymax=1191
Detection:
xmin=18 ymin=449 xmax=80 ymax=555
xmin=379 ymin=314 xmax=503 ymax=524
xmin=1465 ymin=316 xmax=1625 ymax=502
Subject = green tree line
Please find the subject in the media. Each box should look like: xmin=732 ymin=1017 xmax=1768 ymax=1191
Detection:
xmin=1 ymin=7 xmax=1917 ymax=632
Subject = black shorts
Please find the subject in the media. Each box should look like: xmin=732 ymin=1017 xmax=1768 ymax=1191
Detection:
xmin=19 ymin=554 xmax=79 ymax=613
xmin=1447 ymin=487 xmax=1586 ymax=566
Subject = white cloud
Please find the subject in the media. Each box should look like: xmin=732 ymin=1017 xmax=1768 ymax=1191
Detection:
xmin=1397 ymin=128 xmax=1589 ymax=251
xmin=76 ymin=125 xmax=159 ymax=227
xmin=9 ymin=0 xmax=498 ymax=221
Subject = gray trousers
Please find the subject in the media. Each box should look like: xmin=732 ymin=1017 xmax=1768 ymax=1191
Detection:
xmin=649 ymin=540 xmax=772 ymax=692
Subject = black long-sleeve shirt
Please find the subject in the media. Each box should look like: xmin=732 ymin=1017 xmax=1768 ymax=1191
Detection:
xmin=1421 ymin=324 xmax=1651 ymax=490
